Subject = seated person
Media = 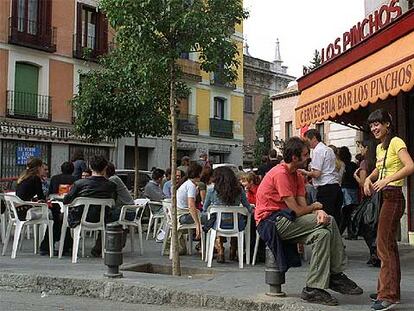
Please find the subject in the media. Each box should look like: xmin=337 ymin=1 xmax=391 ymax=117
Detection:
xmin=64 ymin=155 xmax=116 ymax=257
xmin=144 ymin=169 xmax=166 ymax=202
xmin=39 ymin=161 xmax=77 ymax=256
xmin=177 ymin=163 xmax=205 ymax=230
xmin=16 ymin=157 xmax=46 ymax=221
xmin=203 ymin=166 xmax=252 ymax=263
xmin=163 ymin=169 xmax=184 ymax=198
xmin=240 ymin=171 xmax=260 ymax=205
xmin=255 ymin=137 xmax=362 ymax=306
xmin=105 ymin=162 xmax=134 ymax=221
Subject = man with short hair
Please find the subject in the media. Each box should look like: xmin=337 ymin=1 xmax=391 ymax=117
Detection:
xmin=64 ymin=155 xmax=116 ymax=257
xmin=144 ymin=168 xmax=166 ymax=202
xmin=255 ymin=137 xmax=362 ymax=306
xmin=49 ymin=161 xmax=77 ymax=195
xmin=178 ymin=156 xmax=190 ymax=175
xmin=301 ymin=129 xmax=343 ymax=226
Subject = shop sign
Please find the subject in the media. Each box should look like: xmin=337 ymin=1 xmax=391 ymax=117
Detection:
xmin=0 ymin=121 xmax=113 ymax=145
xmin=297 ymin=59 xmax=414 ymax=127
xmin=320 ymin=0 xmax=402 ymax=64
xmin=16 ymin=146 xmax=41 ymax=165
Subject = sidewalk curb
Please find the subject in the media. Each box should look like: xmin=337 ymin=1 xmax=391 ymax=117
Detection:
xmin=0 ymin=272 xmax=320 ymax=311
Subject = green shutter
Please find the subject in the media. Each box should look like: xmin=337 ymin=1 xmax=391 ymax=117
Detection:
xmin=14 ymin=63 xmax=39 ymax=116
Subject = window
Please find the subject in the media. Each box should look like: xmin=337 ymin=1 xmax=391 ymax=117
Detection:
xmin=244 ymin=95 xmax=253 ymax=113
xmin=75 ymin=3 xmax=108 ymax=59
xmin=285 ymin=121 xmax=293 ymax=140
xmin=316 ymin=123 xmax=324 ymax=141
xmin=17 ymin=0 xmax=38 ymax=34
xmin=13 ymin=62 xmax=39 ymax=117
xmin=214 ymin=97 xmax=226 ymax=119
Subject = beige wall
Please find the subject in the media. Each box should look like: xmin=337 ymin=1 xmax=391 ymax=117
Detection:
xmin=0 ymin=49 xmax=8 ymax=117
xmin=0 ymin=0 xmax=10 ymax=43
xmin=50 ymin=59 xmax=73 ymax=123
xmin=272 ymin=94 xmax=300 ymax=143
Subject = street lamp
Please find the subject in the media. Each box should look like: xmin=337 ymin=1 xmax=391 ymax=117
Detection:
xmin=258 ymin=135 xmax=264 ymax=143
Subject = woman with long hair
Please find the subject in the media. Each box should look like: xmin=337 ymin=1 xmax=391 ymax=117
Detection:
xmin=203 ymin=166 xmax=252 ymax=263
xmin=353 ymin=139 xmax=380 ymax=267
xmin=364 ymin=109 xmax=414 ymax=310
xmin=16 ymin=157 xmax=46 ymax=220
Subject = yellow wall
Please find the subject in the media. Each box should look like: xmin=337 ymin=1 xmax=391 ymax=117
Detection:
xmin=231 ymin=95 xmax=243 ymax=135
xmin=235 ymin=40 xmax=244 ymax=87
xmin=196 ymin=88 xmax=211 ymax=132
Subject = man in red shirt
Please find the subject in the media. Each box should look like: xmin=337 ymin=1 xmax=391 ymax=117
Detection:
xmin=255 ymin=137 xmax=362 ymax=306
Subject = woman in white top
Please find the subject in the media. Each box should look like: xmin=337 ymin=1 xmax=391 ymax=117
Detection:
xmin=176 ymin=163 xmax=204 ymax=240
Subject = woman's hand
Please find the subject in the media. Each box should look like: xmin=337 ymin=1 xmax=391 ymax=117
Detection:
xmin=364 ymin=178 xmax=373 ymax=196
xmin=373 ymin=178 xmax=389 ymax=192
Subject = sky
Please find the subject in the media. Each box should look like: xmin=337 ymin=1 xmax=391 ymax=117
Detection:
xmin=243 ymin=0 xmax=366 ymax=79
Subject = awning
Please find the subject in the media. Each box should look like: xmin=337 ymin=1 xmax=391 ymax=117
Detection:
xmin=295 ymin=27 xmax=414 ymax=128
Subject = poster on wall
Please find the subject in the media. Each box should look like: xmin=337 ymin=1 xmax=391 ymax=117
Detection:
xmin=16 ymin=146 xmax=41 ymax=165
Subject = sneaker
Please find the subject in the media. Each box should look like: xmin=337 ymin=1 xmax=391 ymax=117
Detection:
xmin=301 ymin=287 xmax=339 ymax=306
xmin=329 ymin=273 xmax=363 ymax=295
xmin=370 ymin=294 xmax=400 ymax=304
xmin=371 ymin=300 xmax=397 ymax=310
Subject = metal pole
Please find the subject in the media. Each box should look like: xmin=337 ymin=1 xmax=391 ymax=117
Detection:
xmin=104 ymin=223 xmax=123 ymax=278
xmin=264 ymin=246 xmax=286 ymax=297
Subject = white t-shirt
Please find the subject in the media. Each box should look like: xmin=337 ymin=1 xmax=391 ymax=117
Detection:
xmin=310 ymin=142 xmax=340 ymax=187
xmin=176 ymin=179 xmax=197 ymax=209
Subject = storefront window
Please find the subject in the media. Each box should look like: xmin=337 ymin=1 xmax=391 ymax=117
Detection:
xmin=69 ymin=145 xmax=110 ymax=168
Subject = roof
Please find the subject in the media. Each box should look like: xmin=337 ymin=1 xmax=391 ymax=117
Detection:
xmin=271 ymin=84 xmax=300 ymax=100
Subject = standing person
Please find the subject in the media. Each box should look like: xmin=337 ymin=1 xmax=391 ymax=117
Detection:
xmin=71 ymin=149 xmax=87 ymax=180
xmin=256 ymin=137 xmax=362 ymax=306
xmin=197 ymin=166 xmax=213 ymax=208
xmin=353 ymin=139 xmax=380 ymax=267
xmin=364 ymin=109 xmax=414 ymax=311
xmin=301 ymin=129 xmax=343 ymax=227
xmin=257 ymin=155 xmax=269 ymax=180
xmin=329 ymin=145 xmax=345 ymax=184
xmin=338 ymin=146 xmax=359 ymax=235
xmin=197 ymin=152 xmax=211 ymax=168
xmin=177 ymin=156 xmax=190 ymax=176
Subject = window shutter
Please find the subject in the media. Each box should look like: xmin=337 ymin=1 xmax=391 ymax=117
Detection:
xmin=97 ymin=11 xmax=108 ymax=53
xmin=76 ymin=2 xmax=83 ymax=52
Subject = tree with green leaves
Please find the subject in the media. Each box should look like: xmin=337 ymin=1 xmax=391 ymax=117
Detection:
xmin=303 ymin=49 xmax=322 ymax=74
xmin=254 ymin=96 xmax=272 ymax=165
xmin=99 ymin=0 xmax=248 ymax=276
xmin=72 ymin=48 xmax=171 ymax=198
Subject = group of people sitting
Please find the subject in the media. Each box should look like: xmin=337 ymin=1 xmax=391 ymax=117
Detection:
xmin=13 ymin=151 xmax=134 ymax=257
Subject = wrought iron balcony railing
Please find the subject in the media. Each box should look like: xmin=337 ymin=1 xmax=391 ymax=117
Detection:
xmin=210 ymin=118 xmax=234 ymax=139
xmin=73 ymin=33 xmax=108 ymax=61
xmin=6 ymin=90 xmax=51 ymax=121
xmin=8 ymin=17 xmax=56 ymax=52
xmin=177 ymin=114 xmax=199 ymax=135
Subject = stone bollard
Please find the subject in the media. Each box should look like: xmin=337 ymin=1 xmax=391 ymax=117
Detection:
xmin=265 ymin=246 xmax=286 ymax=297
xmin=104 ymin=223 xmax=123 ymax=278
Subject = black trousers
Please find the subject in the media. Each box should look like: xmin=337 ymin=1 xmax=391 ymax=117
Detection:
xmin=316 ymin=183 xmax=343 ymax=227
xmin=40 ymin=204 xmax=72 ymax=252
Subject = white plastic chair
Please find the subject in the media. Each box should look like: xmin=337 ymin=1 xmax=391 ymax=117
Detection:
xmin=252 ymin=232 xmax=261 ymax=266
xmin=161 ymin=200 xmax=204 ymax=259
xmin=117 ymin=198 xmax=149 ymax=255
xmin=1 ymin=194 xmax=53 ymax=258
xmin=205 ymin=205 xmax=248 ymax=269
xmin=68 ymin=197 xmax=115 ymax=263
xmin=146 ymin=201 xmax=164 ymax=240
xmin=0 ymin=195 xmax=8 ymax=243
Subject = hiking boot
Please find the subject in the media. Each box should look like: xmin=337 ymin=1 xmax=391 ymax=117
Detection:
xmin=371 ymin=300 xmax=397 ymax=310
xmin=301 ymin=287 xmax=339 ymax=306
xmin=329 ymin=273 xmax=363 ymax=295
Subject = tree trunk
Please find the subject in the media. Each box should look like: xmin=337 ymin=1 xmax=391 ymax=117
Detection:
xmin=134 ymin=134 xmax=140 ymax=199
xmin=169 ymin=62 xmax=181 ymax=276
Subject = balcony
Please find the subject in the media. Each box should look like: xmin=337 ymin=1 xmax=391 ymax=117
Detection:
xmin=177 ymin=114 xmax=199 ymax=135
xmin=8 ymin=17 xmax=56 ymax=52
xmin=6 ymin=90 xmax=51 ymax=121
xmin=210 ymin=72 xmax=236 ymax=89
xmin=210 ymin=118 xmax=234 ymax=139
xmin=177 ymin=59 xmax=202 ymax=82
xmin=73 ymin=33 xmax=108 ymax=61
